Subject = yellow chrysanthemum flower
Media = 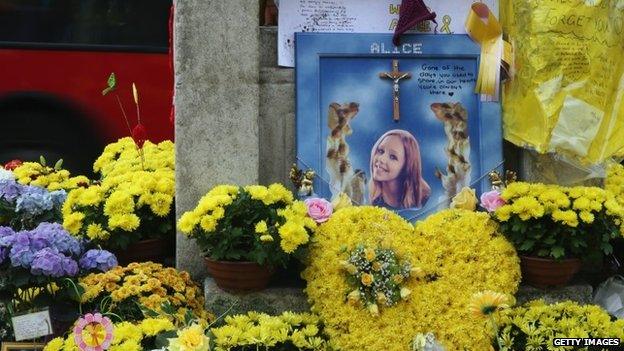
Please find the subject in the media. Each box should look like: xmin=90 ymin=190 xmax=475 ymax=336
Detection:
xmin=86 ymin=223 xmax=109 ymax=240
xmin=63 ymin=211 xmax=85 ymax=235
xmin=139 ymin=318 xmax=175 ymax=337
xmin=255 ymin=220 xmax=268 ymax=234
xmin=168 ymin=324 xmax=210 ymax=351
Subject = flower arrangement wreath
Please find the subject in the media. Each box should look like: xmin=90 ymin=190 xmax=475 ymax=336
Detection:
xmin=302 ymin=207 xmax=521 ymax=351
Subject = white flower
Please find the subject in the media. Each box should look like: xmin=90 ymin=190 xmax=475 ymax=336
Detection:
xmin=400 ymin=287 xmax=412 ymax=300
xmin=0 ymin=169 xmax=14 ymax=182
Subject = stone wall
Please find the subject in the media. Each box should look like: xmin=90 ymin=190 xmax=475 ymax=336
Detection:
xmin=175 ymin=0 xmax=264 ymax=279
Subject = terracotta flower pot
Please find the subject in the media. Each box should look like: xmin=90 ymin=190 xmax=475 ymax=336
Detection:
xmin=520 ymin=255 xmax=582 ymax=288
xmin=204 ymin=258 xmax=274 ymax=293
xmin=113 ymin=237 xmax=175 ymax=266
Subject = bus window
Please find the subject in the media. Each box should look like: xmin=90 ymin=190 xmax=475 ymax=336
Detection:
xmin=0 ymin=0 xmax=171 ymax=50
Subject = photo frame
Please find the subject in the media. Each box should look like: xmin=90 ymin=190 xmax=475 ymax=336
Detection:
xmin=295 ymin=33 xmax=503 ymax=221
xmin=0 ymin=343 xmax=45 ymax=351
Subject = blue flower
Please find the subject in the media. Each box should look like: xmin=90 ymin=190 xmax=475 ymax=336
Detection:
xmin=79 ymin=249 xmax=118 ymax=272
xmin=61 ymin=256 xmax=78 ymax=276
xmin=9 ymin=237 xmax=35 ymax=268
xmin=33 ymin=222 xmax=81 ymax=256
xmin=0 ymin=179 xmax=21 ymax=202
xmin=15 ymin=186 xmax=53 ymax=216
xmin=49 ymin=190 xmax=67 ymax=209
xmin=30 ymin=248 xmax=65 ymax=277
xmin=0 ymin=226 xmax=14 ymax=263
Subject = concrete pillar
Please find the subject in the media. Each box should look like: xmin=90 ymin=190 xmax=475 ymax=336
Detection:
xmin=174 ymin=0 xmax=261 ymax=279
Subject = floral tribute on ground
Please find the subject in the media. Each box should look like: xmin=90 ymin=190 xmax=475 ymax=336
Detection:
xmin=44 ymin=316 xmax=177 ymax=351
xmin=211 ymin=311 xmax=333 ymax=350
xmin=79 ymin=262 xmax=210 ymax=324
xmin=494 ymin=300 xmax=624 ymax=350
xmin=303 ymin=206 xmax=520 ymax=351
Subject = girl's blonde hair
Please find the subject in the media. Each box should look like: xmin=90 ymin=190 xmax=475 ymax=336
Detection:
xmin=369 ymin=129 xmax=431 ymax=208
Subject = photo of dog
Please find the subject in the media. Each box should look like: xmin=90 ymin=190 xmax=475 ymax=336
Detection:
xmin=325 ymin=102 xmax=367 ymax=205
xmin=430 ymin=102 xmax=471 ymax=204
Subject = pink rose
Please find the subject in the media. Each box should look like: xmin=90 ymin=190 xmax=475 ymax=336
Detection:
xmin=304 ymin=197 xmax=333 ymax=223
xmin=480 ymin=190 xmax=505 ymax=212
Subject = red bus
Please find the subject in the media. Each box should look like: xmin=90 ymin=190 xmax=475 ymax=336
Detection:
xmin=0 ymin=0 xmax=174 ymax=175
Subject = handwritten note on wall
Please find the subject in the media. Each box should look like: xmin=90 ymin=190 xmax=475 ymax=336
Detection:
xmin=417 ymin=64 xmax=477 ymax=96
xmin=278 ymin=0 xmax=499 ymax=67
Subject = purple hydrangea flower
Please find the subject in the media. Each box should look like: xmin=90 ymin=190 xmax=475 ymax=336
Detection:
xmin=79 ymin=249 xmax=118 ymax=272
xmin=9 ymin=232 xmax=35 ymax=268
xmin=61 ymin=256 xmax=78 ymax=276
xmin=30 ymin=248 xmax=65 ymax=277
xmin=33 ymin=222 xmax=81 ymax=256
xmin=0 ymin=226 xmax=14 ymax=263
xmin=0 ymin=179 xmax=21 ymax=202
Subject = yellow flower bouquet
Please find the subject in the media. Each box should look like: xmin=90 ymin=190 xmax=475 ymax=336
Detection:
xmin=210 ymin=311 xmax=333 ymax=351
xmin=494 ymin=300 xmax=624 ymax=350
xmin=79 ymin=262 xmax=209 ymax=324
xmin=62 ymin=138 xmax=175 ymax=250
xmin=178 ymin=184 xmax=316 ymax=267
xmin=494 ymin=182 xmax=624 ymax=260
xmin=44 ymin=317 xmax=177 ymax=351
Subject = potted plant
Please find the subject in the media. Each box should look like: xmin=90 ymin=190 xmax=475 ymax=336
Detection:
xmin=178 ymin=184 xmax=317 ymax=292
xmin=62 ymin=138 xmax=176 ymax=264
xmin=486 ymin=182 xmax=624 ymax=288
xmin=0 ymin=223 xmax=117 ymax=340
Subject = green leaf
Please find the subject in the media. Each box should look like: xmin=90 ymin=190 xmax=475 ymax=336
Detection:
xmin=519 ymin=240 xmax=535 ymax=251
xmin=543 ymin=237 xmax=556 ymax=245
xmin=54 ymin=159 xmax=64 ymax=171
xmin=537 ymin=249 xmax=549 ymax=257
xmin=550 ymin=246 xmax=565 ymax=259
xmin=102 ymin=73 xmax=117 ymax=95
xmin=11 ymin=269 xmax=32 ymax=288
xmin=184 ymin=309 xmax=195 ymax=325
xmin=154 ymin=331 xmax=176 ymax=348
xmin=600 ymin=242 xmax=613 ymax=255
xmin=39 ymin=155 xmax=46 ymax=167
xmin=161 ymin=301 xmax=176 ymax=315
xmin=141 ymin=305 xmax=161 ymax=318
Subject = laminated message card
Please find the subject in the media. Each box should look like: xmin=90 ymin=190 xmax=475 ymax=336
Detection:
xmin=295 ymin=33 xmax=503 ymax=221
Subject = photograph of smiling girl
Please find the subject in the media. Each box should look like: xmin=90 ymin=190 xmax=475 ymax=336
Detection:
xmin=369 ymin=129 xmax=430 ymax=210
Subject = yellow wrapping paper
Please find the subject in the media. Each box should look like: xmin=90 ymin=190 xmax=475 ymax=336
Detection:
xmin=501 ymin=0 xmax=624 ymax=165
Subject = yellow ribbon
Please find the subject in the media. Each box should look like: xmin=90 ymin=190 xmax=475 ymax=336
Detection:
xmin=465 ymin=3 xmax=510 ymax=100
xmin=440 ymin=15 xmax=451 ymax=34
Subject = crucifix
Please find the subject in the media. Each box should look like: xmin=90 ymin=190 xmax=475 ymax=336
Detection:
xmin=379 ymin=59 xmax=412 ymax=122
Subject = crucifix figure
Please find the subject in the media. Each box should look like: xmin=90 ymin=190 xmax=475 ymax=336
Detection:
xmin=379 ymin=59 xmax=412 ymax=122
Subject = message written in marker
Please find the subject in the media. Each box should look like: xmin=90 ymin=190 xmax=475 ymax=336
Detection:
xmin=12 ymin=309 xmax=53 ymax=341
xmin=416 ymin=64 xmax=476 ymax=96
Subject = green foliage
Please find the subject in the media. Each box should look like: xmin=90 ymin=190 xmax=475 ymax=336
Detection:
xmin=186 ymin=186 xmax=313 ymax=268
xmin=499 ymin=211 xmax=620 ymax=261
